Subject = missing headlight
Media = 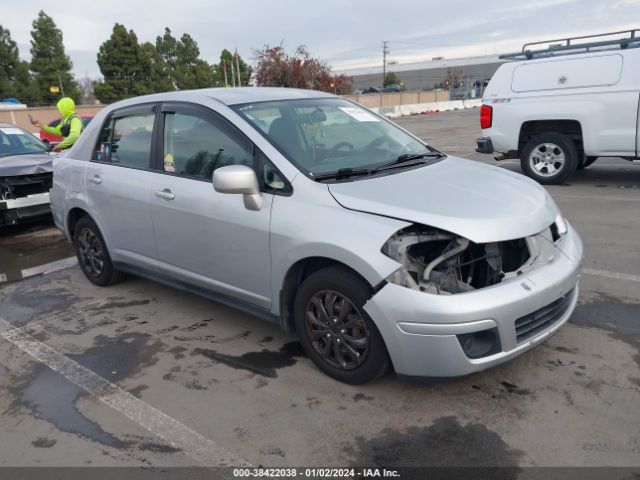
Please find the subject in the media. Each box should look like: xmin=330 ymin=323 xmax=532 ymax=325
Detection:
xmin=382 ymin=225 xmax=532 ymax=294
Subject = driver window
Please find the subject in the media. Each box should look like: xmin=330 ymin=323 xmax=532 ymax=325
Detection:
xmin=162 ymin=111 xmax=254 ymax=180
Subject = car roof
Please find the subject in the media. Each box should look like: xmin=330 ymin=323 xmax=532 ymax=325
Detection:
xmin=105 ymin=87 xmax=336 ymax=111
xmin=198 ymin=87 xmax=335 ymax=105
xmin=0 ymin=123 xmax=26 ymax=129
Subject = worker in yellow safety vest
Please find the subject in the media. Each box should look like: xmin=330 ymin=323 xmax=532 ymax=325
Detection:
xmin=32 ymin=97 xmax=83 ymax=152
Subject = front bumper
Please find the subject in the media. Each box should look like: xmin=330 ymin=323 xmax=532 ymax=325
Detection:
xmin=0 ymin=193 xmax=51 ymax=225
xmin=364 ymin=224 xmax=583 ymax=378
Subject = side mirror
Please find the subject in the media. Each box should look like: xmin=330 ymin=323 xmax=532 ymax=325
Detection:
xmin=213 ymin=165 xmax=262 ymax=211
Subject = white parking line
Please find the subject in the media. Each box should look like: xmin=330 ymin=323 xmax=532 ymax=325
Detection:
xmin=0 ymin=317 xmax=250 ymax=467
xmin=583 ymin=268 xmax=640 ymax=283
xmin=21 ymin=256 xmax=78 ymax=279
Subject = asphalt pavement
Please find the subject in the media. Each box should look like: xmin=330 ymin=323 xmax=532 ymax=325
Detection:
xmin=0 ymin=108 xmax=638 ymax=472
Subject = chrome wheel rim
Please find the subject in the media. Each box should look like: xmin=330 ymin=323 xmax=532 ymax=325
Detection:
xmin=529 ymin=143 xmax=565 ymax=177
xmin=77 ymin=227 xmax=105 ymax=277
xmin=304 ymin=290 xmax=370 ymax=370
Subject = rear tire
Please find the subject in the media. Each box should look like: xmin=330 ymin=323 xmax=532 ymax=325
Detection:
xmin=293 ymin=266 xmax=390 ymax=384
xmin=521 ymin=132 xmax=578 ymax=184
xmin=73 ymin=216 xmax=124 ymax=287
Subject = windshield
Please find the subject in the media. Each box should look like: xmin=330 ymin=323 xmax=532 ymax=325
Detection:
xmin=0 ymin=126 xmax=48 ymax=157
xmin=233 ymin=98 xmax=434 ymax=177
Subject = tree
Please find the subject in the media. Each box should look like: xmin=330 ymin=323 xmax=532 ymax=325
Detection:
xmin=0 ymin=25 xmax=39 ymax=103
xmin=141 ymin=42 xmax=174 ymax=93
xmin=212 ymin=49 xmax=252 ymax=87
xmin=384 ymin=71 xmax=401 ymax=87
xmin=29 ymin=11 xmax=79 ymax=104
xmin=253 ymin=44 xmax=352 ymax=94
xmin=93 ymin=24 xmax=152 ymax=103
xmin=0 ymin=25 xmax=21 ymax=98
xmin=155 ymin=28 xmax=213 ymax=90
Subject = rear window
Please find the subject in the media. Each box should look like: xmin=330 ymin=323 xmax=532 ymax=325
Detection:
xmin=93 ymin=113 xmax=155 ymax=169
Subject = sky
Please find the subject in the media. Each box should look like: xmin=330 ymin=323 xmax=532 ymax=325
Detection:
xmin=3 ymin=0 xmax=640 ymax=79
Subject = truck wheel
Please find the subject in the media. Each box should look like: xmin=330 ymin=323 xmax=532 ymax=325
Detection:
xmin=521 ymin=133 xmax=578 ymax=184
xmin=73 ymin=216 xmax=125 ymax=287
xmin=578 ymin=156 xmax=598 ymax=170
xmin=293 ymin=266 xmax=390 ymax=384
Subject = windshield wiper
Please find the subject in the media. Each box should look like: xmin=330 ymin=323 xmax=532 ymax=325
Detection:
xmin=314 ymin=167 xmax=372 ymax=181
xmin=313 ymin=151 xmax=446 ymax=181
xmin=372 ymin=151 xmax=446 ymax=172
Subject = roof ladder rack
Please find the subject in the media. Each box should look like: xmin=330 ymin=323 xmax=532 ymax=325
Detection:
xmin=499 ymin=29 xmax=640 ymax=61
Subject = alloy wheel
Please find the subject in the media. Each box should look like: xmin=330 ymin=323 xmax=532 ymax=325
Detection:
xmin=304 ymin=290 xmax=370 ymax=370
xmin=529 ymin=142 xmax=566 ymax=177
xmin=77 ymin=227 xmax=105 ymax=278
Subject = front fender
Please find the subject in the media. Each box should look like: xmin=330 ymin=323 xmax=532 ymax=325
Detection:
xmin=268 ymin=180 xmax=409 ymax=315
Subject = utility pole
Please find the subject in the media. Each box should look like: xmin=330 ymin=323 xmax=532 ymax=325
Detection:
xmin=382 ymin=41 xmax=389 ymax=88
xmin=235 ymin=50 xmax=242 ymax=87
xmin=58 ymin=74 xmax=65 ymax=96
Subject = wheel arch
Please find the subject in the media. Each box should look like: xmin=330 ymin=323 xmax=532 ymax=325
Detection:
xmin=67 ymin=207 xmax=91 ymax=240
xmin=279 ymin=256 xmax=379 ymax=334
xmin=518 ymin=119 xmax=584 ymax=157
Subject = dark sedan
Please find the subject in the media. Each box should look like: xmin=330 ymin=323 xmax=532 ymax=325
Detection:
xmin=0 ymin=123 xmax=53 ymax=226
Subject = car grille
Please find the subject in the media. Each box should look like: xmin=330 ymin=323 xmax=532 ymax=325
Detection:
xmin=515 ymin=289 xmax=574 ymax=343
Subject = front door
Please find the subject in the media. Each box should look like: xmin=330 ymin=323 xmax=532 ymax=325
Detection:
xmin=150 ymin=103 xmax=273 ymax=309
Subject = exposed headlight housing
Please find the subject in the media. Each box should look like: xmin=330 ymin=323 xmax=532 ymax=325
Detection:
xmin=381 ymin=225 xmax=532 ymax=295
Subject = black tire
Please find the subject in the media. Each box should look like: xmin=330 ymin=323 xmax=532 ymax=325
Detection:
xmin=73 ymin=216 xmax=124 ymax=287
xmin=520 ymin=132 xmax=578 ymax=184
xmin=578 ymin=155 xmax=598 ymax=170
xmin=293 ymin=266 xmax=390 ymax=384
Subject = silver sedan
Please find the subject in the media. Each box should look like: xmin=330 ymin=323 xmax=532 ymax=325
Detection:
xmin=50 ymin=88 xmax=583 ymax=383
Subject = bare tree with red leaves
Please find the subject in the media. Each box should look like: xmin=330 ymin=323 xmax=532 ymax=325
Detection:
xmin=253 ymin=44 xmax=352 ymax=94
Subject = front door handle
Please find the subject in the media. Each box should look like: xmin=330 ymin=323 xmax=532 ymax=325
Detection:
xmin=88 ymin=175 xmax=102 ymax=184
xmin=155 ymin=189 xmax=175 ymax=200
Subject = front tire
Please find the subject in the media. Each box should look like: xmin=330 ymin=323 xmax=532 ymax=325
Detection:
xmin=73 ymin=216 xmax=124 ymax=286
xmin=521 ymin=132 xmax=578 ymax=184
xmin=293 ymin=266 xmax=390 ymax=384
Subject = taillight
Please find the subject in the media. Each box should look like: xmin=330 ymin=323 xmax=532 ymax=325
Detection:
xmin=480 ymin=105 xmax=493 ymax=129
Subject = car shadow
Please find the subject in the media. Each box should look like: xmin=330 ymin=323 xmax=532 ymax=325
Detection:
xmin=494 ymin=158 xmax=640 ymax=189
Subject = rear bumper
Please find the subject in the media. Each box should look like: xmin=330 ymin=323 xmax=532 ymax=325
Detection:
xmin=364 ymin=224 xmax=583 ymax=378
xmin=0 ymin=193 xmax=51 ymax=225
xmin=475 ymin=137 xmax=494 ymax=154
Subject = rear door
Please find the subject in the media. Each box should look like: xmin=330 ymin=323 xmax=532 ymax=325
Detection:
xmin=85 ymin=104 xmax=159 ymax=269
xmin=149 ymin=102 xmax=274 ymax=308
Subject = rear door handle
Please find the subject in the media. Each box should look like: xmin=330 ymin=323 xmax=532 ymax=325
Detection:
xmin=88 ymin=175 xmax=102 ymax=184
xmin=155 ymin=189 xmax=175 ymax=200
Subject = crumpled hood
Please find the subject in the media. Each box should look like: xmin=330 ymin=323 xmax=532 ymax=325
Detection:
xmin=328 ymin=157 xmax=557 ymax=243
xmin=0 ymin=154 xmax=53 ymax=177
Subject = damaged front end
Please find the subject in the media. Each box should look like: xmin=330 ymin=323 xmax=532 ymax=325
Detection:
xmin=382 ymin=224 xmax=557 ymax=294
xmin=0 ymin=173 xmax=53 ymax=226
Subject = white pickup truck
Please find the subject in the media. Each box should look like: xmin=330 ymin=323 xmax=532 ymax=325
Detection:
xmin=476 ymin=30 xmax=640 ymax=184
